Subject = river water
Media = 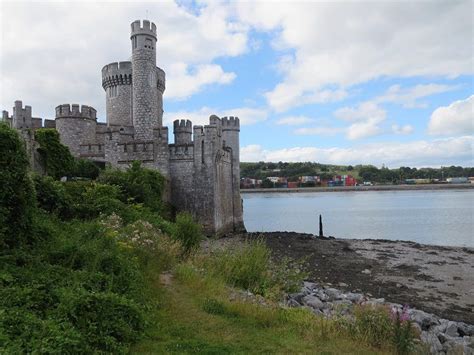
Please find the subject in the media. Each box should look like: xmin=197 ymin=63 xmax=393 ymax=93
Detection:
xmin=242 ymin=189 xmax=474 ymax=247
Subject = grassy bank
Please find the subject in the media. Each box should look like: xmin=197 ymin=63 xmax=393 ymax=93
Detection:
xmin=1 ymin=124 xmax=419 ymax=353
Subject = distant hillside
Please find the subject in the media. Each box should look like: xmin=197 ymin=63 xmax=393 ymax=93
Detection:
xmin=240 ymin=162 xmax=474 ymax=184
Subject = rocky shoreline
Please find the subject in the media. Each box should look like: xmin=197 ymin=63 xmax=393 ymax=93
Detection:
xmin=286 ymin=281 xmax=473 ymax=354
xmin=246 ymin=232 xmax=474 ymax=325
xmin=207 ymin=232 xmax=474 ymax=353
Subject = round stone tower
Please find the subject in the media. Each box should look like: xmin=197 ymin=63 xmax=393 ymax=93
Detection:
xmin=55 ymin=104 xmax=97 ymax=157
xmin=102 ymin=61 xmax=132 ymax=127
xmin=130 ymin=19 xmax=165 ymax=140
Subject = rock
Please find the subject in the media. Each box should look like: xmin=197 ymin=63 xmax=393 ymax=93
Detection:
xmin=287 ymin=298 xmax=301 ymax=308
xmin=437 ymin=332 xmax=452 ymax=344
xmin=409 ymin=309 xmax=440 ymax=331
xmin=345 ymin=292 xmax=364 ymax=303
xmin=325 ymin=288 xmax=342 ymax=301
xmin=288 ymin=292 xmax=305 ymax=304
xmin=302 ymin=281 xmax=318 ymax=294
xmin=458 ymin=322 xmax=474 ymax=337
xmin=338 ymin=282 xmax=348 ymax=288
xmin=445 ymin=321 xmax=459 ymax=337
xmin=316 ymin=290 xmax=329 ymax=301
xmin=302 ymin=295 xmax=324 ymax=310
xmin=361 ymin=269 xmax=371 ymax=275
xmin=421 ymin=331 xmax=443 ymax=353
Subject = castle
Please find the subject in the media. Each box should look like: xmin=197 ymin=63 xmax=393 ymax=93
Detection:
xmin=1 ymin=20 xmax=245 ymax=235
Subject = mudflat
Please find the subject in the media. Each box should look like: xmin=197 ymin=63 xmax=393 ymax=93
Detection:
xmin=239 ymin=232 xmax=474 ymax=324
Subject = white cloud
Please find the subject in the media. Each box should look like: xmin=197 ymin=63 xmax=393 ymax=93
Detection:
xmin=392 ymin=124 xmax=414 ymax=135
xmin=276 ymin=116 xmax=313 ymax=125
xmin=293 ymin=126 xmax=342 ymax=136
xmin=0 ymin=2 xmax=249 ymax=119
xmin=165 ymin=63 xmax=236 ymax=100
xmin=236 ymin=1 xmax=473 ymax=111
xmin=428 ymin=96 xmax=474 ymax=136
xmin=376 ymin=84 xmax=459 ymax=108
xmin=334 ymin=102 xmax=386 ymax=140
xmin=241 ymin=136 xmax=474 ymax=168
xmin=164 ymin=106 xmax=267 ymax=127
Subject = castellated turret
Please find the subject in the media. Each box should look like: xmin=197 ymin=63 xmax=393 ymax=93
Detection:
xmin=131 ymin=19 xmax=165 ymax=140
xmin=55 ymin=104 xmax=97 ymax=156
xmin=173 ymin=119 xmax=192 ymax=145
xmin=102 ymin=62 xmax=132 ymax=127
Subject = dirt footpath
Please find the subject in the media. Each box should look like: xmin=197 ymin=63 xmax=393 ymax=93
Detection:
xmin=242 ymin=232 xmax=474 ymax=324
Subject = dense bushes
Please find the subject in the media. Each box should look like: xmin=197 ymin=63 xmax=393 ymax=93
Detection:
xmin=0 ymin=123 xmax=36 ymax=248
xmin=99 ymin=161 xmax=165 ymax=212
xmin=35 ymin=129 xmax=75 ymax=179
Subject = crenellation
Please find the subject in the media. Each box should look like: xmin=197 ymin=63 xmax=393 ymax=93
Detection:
xmin=222 ymin=116 xmax=240 ymax=130
xmin=4 ymin=19 xmax=244 ymax=235
xmin=55 ymin=104 xmax=97 ymax=120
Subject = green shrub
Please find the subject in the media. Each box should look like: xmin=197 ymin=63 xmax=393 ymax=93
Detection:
xmin=57 ymin=290 xmax=145 ymax=352
xmin=0 ymin=123 xmax=37 ymax=248
xmin=33 ymin=175 xmax=73 ymax=218
xmin=71 ymin=159 xmax=101 ymax=179
xmin=98 ymin=161 xmax=165 ymax=212
xmin=172 ymin=212 xmax=202 ymax=257
xmin=35 ymin=129 xmax=75 ymax=179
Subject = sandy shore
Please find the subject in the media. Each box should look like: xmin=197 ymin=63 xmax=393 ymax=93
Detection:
xmin=217 ymin=233 xmax=474 ymax=324
xmin=241 ymin=183 xmax=474 ymax=193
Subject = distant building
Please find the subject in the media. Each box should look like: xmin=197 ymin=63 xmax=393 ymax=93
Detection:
xmin=446 ymin=177 xmax=469 ymax=184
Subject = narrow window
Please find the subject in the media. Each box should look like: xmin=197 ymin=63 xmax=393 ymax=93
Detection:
xmin=201 ymin=140 xmax=205 ymax=164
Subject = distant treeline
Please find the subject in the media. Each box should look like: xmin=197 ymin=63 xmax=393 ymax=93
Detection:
xmin=240 ymin=162 xmax=474 ymax=184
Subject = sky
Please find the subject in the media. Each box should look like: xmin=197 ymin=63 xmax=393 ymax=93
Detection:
xmin=0 ymin=0 xmax=473 ymax=168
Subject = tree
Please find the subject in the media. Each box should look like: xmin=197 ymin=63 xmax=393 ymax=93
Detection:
xmin=0 ymin=124 xmax=37 ymax=248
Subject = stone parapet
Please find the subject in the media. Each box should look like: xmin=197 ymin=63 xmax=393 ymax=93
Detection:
xmin=55 ymin=104 xmax=97 ymax=120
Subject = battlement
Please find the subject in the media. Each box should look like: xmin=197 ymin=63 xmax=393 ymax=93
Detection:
xmin=102 ymin=61 xmax=132 ymax=89
xmin=55 ymin=104 xmax=97 ymax=120
xmin=174 ymin=119 xmax=192 ymax=132
xmin=130 ymin=20 xmax=157 ymax=40
xmin=222 ymin=116 xmax=240 ymax=130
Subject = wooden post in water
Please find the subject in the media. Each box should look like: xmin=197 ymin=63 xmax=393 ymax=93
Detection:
xmin=319 ymin=214 xmax=324 ymax=238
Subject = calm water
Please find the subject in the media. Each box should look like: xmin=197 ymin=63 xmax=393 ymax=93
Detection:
xmin=242 ymin=189 xmax=474 ymax=247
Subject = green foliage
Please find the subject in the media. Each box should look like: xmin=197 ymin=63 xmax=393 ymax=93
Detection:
xmin=392 ymin=311 xmax=417 ymax=354
xmin=172 ymin=212 xmax=203 ymax=257
xmin=71 ymin=159 xmax=101 ymax=179
xmin=203 ymin=239 xmax=306 ymax=297
xmin=98 ymin=161 xmax=165 ymax=212
xmin=35 ymin=129 xmax=75 ymax=179
xmin=33 ymin=175 xmax=72 ymax=218
xmin=352 ymin=305 xmax=393 ymax=347
xmin=0 ymin=123 xmax=37 ymax=249
xmin=57 ymin=290 xmax=144 ymax=352
xmin=241 ymin=161 xmax=474 ymax=184
xmin=0 ymin=216 xmax=149 ymax=353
